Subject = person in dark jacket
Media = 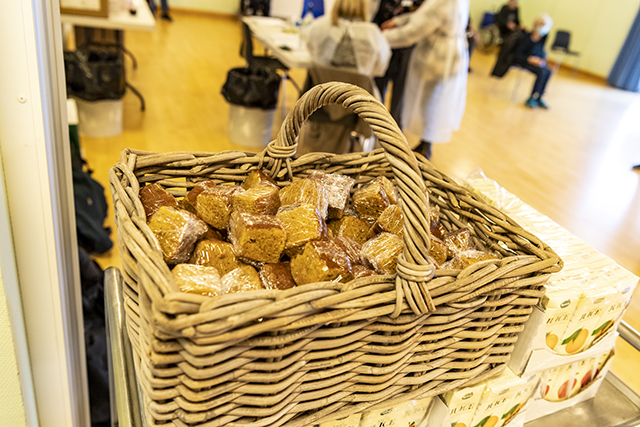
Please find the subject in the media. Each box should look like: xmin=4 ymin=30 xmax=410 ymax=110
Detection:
xmin=495 ymin=0 xmax=520 ymax=39
xmin=372 ymin=0 xmax=423 ymax=126
xmin=511 ymin=14 xmax=553 ymax=108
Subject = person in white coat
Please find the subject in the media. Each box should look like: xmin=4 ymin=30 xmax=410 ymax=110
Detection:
xmin=306 ymin=0 xmax=391 ymax=77
xmin=382 ymin=0 xmax=469 ymax=159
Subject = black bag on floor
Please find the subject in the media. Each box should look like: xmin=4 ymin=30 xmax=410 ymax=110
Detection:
xmin=221 ymin=67 xmax=280 ymax=110
xmin=64 ymin=45 xmax=126 ymax=101
xmin=73 ymin=167 xmax=113 ymax=255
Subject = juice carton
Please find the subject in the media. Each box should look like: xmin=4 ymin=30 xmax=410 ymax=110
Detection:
xmin=569 ymin=357 xmax=597 ymax=397
xmin=542 ymin=363 xmax=575 ymax=402
xmin=441 ymin=383 xmax=487 ymax=427
xmin=318 ymin=413 xmax=361 ymax=427
xmin=557 ymin=287 xmax=612 ymax=355
xmin=359 ymin=397 xmax=432 ymax=427
xmin=470 ymin=370 xmax=522 ymax=427
xmin=539 ymin=286 xmax=581 ymax=351
xmin=594 ymin=349 xmax=614 ymax=379
xmin=500 ymin=372 xmax=540 ymax=424
xmin=588 ymin=280 xmax=634 ymax=348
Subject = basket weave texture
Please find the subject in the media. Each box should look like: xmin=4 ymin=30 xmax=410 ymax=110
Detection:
xmin=109 ymin=83 xmax=562 ymax=427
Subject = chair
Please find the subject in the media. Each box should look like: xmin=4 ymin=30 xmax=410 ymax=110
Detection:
xmin=550 ymin=30 xmax=581 ymax=76
xmin=297 ymin=65 xmax=380 ymax=156
xmin=240 ymin=23 xmax=301 ymax=118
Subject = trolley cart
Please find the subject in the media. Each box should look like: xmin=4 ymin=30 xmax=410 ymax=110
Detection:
xmin=104 ymin=267 xmax=640 ymax=427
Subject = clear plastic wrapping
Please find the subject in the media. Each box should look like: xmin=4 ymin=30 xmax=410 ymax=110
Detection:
xmin=443 ymin=228 xmax=472 ymax=258
xmin=429 ymin=236 xmax=448 ymax=266
xmin=178 ymin=197 xmax=198 ymax=215
xmin=202 ymin=225 xmax=224 ymax=241
xmin=233 ymin=184 xmax=280 ymax=215
xmin=193 ymin=184 xmax=243 ymax=230
xmin=309 ymin=171 xmax=355 ymax=219
xmin=172 ymin=263 xmax=223 ymax=297
xmin=186 ymin=180 xmax=217 ymax=206
xmin=290 ymin=240 xmax=353 ymax=286
xmin=279 ymin=178 xmax=329 ymax=219
xmin=139 ymin=183 xmax=178 ymax=220
xmin=361 ymin=232 xmax=404 ymax=275
xmin=190 ymin=239 xmax=244 ymax=275
xmin=327 ymin=215 xmax=373 ymax=244
xmin=222 ymin=265 xmax=264 ymax=293
xmin=352 ymin=177 xmax=394 ymax=225
xmin=242 ymin=169 xmax=278 ymax=190
xmin=441 ymin=250 xmax=499 ymax=270
xmin=372 ymin=204 xmax=404 ymax=236
xmin=353 ymin=264 xmax=376 ymax=279
xmin=429 ymin=205 xmax=447 ymax=239
xmin=228 ymin=211 xmax=286 ymax=263
xmin=332 ymin=236 xmax=363 ymax=266
xmin=277 ymin=203 xmax=327 ymax=256
xmin=259 ymin=263 xmax=297 ymax=290
xmin=148 ymin=206 xmax=208 ymax=264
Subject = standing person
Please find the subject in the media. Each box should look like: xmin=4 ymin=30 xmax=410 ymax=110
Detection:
xmin=495 ymin=0 xmax=520 ymax=39
xmin=372 ymin=0 xmax=423 ymax=126
xmin=382 ymin=0 xmax=469 ymax=160
xmin=512 ymin=14 xmax=553 ymax=108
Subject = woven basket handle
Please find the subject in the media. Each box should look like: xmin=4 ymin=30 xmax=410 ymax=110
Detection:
xmin=269 ymin=82 xmax=436 ymax=316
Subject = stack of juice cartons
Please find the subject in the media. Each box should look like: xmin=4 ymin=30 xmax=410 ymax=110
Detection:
xmin=440 ymin=369 xmax=540 ymax=427
xmin=458 ymin=169 xmax=638 ymax=423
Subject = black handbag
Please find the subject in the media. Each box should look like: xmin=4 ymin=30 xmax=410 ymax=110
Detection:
xmin=64 ymin=45 xmax=126 ymax=101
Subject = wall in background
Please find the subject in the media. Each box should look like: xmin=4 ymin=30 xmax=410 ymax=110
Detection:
xmin=469 ymin=0 xmax=640 ymax=77
xmin=169 ymin=0 xmax=239 ymax=14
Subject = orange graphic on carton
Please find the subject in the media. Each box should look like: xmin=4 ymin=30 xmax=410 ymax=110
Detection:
xmin=443 ymin=383 xmax=487 ymax=427
xmin=557 ymin=287 xmax=612 ymax=355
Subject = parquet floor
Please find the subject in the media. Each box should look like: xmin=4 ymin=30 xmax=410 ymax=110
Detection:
xmin=81 ymin=10 xmax=640 ymax=393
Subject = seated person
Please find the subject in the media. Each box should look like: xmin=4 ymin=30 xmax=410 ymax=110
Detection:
xmin=511 ymin=14 xmax=553 ymax=109
xmin=306 ymin=0 xmax=391 ymax=77
xmin=495 ymin=0 xmax=521 ymax=39
xmin=299 ymin=0 xmax=392 ymax=156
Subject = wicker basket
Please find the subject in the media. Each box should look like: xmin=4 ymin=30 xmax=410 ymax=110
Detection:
xmin=109 ymin=82 xmax=562 ymax=427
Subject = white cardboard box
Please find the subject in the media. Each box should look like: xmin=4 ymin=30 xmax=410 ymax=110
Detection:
xmin=508 ymin=305 xmax=618 ymax=376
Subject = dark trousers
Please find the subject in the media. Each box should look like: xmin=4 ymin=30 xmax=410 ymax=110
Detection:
xmin=375 ymin=46 xmax=414 ymax=126
xmin=513 ymin=59 xmax=551 ymax=97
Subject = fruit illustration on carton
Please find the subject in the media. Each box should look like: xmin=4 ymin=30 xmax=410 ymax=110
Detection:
xmin=443 ymin=384 xmax=487 ymax=427
xmin=557 ymin=288 xmax=610 ymax=355
xmin=540 ymin=282 xmax=581 ymax=351
xmin=561 ymin=327 xmax=589 ymax=354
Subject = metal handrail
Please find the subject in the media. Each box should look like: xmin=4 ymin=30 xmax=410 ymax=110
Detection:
xmin=619 ymin=320 xmax=640 ymax=353
xmin=104 ymin=267 xmax=142 ymax=427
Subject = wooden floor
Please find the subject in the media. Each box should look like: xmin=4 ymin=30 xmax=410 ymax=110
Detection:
xmin=82 ymin=11 xmax=640 ymax=393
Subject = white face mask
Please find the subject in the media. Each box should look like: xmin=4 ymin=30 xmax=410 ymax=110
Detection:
xmin=537 ymin=26 xmax=549 ymax=36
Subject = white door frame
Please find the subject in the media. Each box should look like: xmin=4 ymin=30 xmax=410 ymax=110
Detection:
xmin=0 ymin=0 xmax=89 ymax=425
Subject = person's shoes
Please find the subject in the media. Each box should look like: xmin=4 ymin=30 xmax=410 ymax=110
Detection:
xmin=525 ymin=97 xmax=539 ymax=108
xmin=537 ymin=98 xmax=549 ymax=109
xmin=414 ymin=141 xmax=432 ymax=160
xmin=161 ymin=13 xmax=173 ymax=21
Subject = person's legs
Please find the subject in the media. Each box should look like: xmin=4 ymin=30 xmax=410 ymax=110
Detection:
xmin=514 ymin=61 xmax=548 ymax=108
xmin=160 ymin=0 xmax=172 ymax=20
xmin=414 ymin=140 xmax=432 ymax=160
xmin=534 ymin=66 xmax=551 ymax=108
xmin=388 ymin=46 xmax=414 ymax=126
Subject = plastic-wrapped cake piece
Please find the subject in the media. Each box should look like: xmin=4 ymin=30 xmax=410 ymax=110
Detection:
xmin=375 ymin=176 xmax=398 ymax=205
xmin=140 ymin=183 xmax=178 ymax=220
xmin=242 ymin=169 xmax=278 ymax=190
xmin=309 ymin=171 xmax=355 ymax=219
xmin=277 ymin=203 xmax=327 ymax=256
xmin=228 ymin=211 xmax=286 ymax=263
xmin=332 ymin=236 xmax=363 ymax=266
xmin=172 ymin=264 xmax=223 ymax=297
xmin=327 ymin=215 xmax=373 ymax=245
xmin=442 ymin=250 xmax=498 ymax=270
xmin=429 ymin=236 xmax=448 ymax=266
xmin=259 ymin=263 xmax=297 ymax=290
xmin=222 ymin=265 xmax=265 ymax=293
xmin=361 ymin=232 xmax=404 ymax=275
xmin=443 ymin=228 xmax=472 ymax=258
xmin=187 ymin=181 xmax=242 ymax=230
xmin=279 ymin=178 xmax=329 ymax=219
xmin=178 ymin=197 xmax=198 ymax=215
xmin=201 ymin=225 xmax=224 ymax=241
xmin=290 ymin=241 xmax=353 ymax=286
xmin=352 ymin=177 xmax=396 ymax=225
xmin=190 ymin=239 xmax=244 ymax=275
xmin=148 ymin=206 xmax=208 ymax=264
xmin=233 ymin=184 xmax=280 ymax=215
xmin=372 ymin=204 xmax=404 ymax=236
xmin=353 ymin=264 xmax=377 ymax=279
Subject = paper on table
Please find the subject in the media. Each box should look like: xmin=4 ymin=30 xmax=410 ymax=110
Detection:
xmin=266 ymin=33 xmax=302 ymax=51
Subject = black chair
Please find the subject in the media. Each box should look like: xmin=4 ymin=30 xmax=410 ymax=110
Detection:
xmin=240 ymin=23 xmax=301 ymax=117
xmin=550 ymin=30 xmax=581 ymax=76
